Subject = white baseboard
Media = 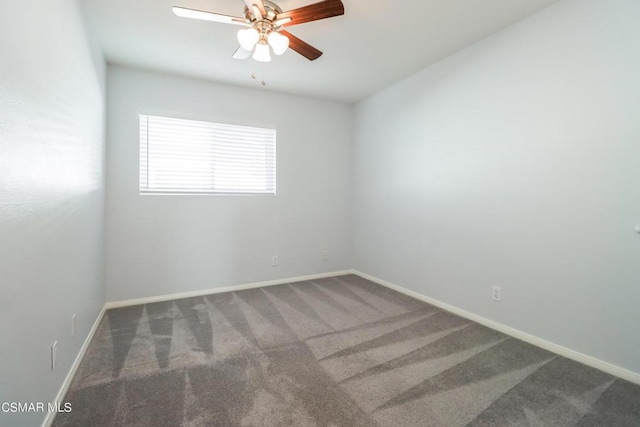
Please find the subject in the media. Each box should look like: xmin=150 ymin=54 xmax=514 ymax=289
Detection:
xmin=42 ymin=306 xmax=107 ymax=427
xmin=353 ymin=270 xmax=640 ymax=386
xmin=104 ymin=270 xmax=354 ymax=309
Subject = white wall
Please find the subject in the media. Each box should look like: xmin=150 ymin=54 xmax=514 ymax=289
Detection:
xmin=105 ymin=66 xmax=352 ymax=302
xmin=0 ymin=0 xmax=106 ymax=425
xmin=353 ymin=0 xmax=640 ymax=374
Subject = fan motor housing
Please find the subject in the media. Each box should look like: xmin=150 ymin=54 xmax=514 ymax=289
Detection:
xmin=243 ymin=0 xmax=283 ymax=22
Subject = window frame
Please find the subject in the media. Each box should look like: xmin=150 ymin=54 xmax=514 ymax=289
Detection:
xmin=139 ymin=114 xmax=277 ymax=196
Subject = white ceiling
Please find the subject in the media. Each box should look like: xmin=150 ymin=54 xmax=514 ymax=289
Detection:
xmin=80 ymin=0 xmax=559 ymax=103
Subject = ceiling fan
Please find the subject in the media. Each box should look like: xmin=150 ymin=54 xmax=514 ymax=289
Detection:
xmin=173 ymin=0 xmax=345 ymax=62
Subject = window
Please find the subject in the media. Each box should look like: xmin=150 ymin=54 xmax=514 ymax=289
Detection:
xmin=139 ymin=115 xmax=276 ymax=195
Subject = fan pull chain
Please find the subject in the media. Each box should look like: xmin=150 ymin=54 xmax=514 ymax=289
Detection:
xmin=250 ymin=63 xmax=267 ymax=86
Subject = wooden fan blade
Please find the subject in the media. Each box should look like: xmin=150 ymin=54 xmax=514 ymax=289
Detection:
xmin=243 ymin=0 xmax=266 ymax=18
xmin=276 ymin=0 xmax=344 ymax=27
xmin=280 ymin=30 xmax=322 ymax=61
xmin=173 ymin=7 xmax=247 ymax=25
xmin=232 ymin=46 xmax=252 ymax=59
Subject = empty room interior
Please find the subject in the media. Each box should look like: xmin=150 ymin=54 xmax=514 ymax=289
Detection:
xmin=2 ymin=0 xmax=640 ymax=425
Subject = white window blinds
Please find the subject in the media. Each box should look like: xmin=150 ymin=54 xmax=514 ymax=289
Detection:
xmin=139 ymin=115 xmax=276 ymax=195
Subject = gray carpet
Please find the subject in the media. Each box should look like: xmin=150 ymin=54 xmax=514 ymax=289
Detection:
xmin=53 ymin=275 xmax=640 ymax=426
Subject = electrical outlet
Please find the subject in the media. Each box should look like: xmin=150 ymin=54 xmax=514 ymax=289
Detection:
xmin=272 ymin=255 xmax=279 ymax=267
xmin=51 ymin=341 xmax=58 ymax=370
xmin=322 ymin=251 xmax=328 ymax=261
xmin=72 ymin=314 xmax=77 ymax=337
xmin=492 ymin=286 xmax=502 ymax=302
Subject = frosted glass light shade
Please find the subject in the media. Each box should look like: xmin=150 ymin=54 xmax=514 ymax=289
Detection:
xmin=237 ymin=28 xmax=259 ymax=51
xmin=253 ymin=43 xmax=271 ymax=62
xmin=268 ymin=31 xmax=289 ymax=55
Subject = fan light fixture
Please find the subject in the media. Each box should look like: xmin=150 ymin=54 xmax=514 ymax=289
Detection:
xmin=267 ymin=31 xmax=289 ymax=55
xmin=253 ymin=42 xmax=272 ymax=62
xmin=237 ymin=28 xmax=260 ymax=51
xmin=237 ymin=27 xmax=289 ymax=62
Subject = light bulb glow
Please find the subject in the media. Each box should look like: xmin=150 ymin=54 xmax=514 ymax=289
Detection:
xmin=253 ymin=43 xmax=271 ymax=62
xmin=267 ymin=31 xmax=289 ymax=56
xmin=237 ymin=28 xmax=259 ymax=51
